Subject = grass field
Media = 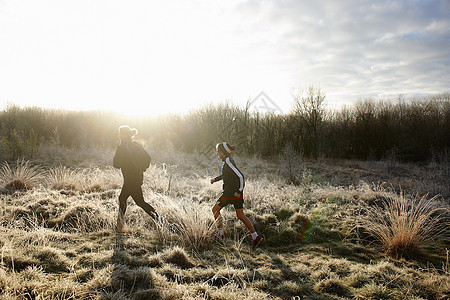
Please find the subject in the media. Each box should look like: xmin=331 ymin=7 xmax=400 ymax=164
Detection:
xmin=0 ymin=145 xmax=449 ymax=299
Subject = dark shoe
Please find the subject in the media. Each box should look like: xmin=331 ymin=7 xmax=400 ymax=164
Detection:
xmin=252 ymin=235 xmax=264 ymax=249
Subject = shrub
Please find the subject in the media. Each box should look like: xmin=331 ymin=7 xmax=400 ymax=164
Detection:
xmin=46 ymin=165 xmax=78 ymax=191
xmin=0 ymin=159 xmax=43 ymax=191
xmin=152 ymin=197 xmax=215 ymax=251
xmin=359 ymin=192 xmax=449 ymax=258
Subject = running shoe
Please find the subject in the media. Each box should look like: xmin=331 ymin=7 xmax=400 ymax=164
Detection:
xmin=252 ymin=235 xmax=264 ymax=249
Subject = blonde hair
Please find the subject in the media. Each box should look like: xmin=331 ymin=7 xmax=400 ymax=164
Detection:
xmin=118 ymin=125 xmax=138 ymax=138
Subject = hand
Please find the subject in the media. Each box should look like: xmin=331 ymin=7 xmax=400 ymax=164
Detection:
xmin=210 ymin=179 xmax=215 ymax=184
xmin=234 ymin=192 xmax=241 ymax=198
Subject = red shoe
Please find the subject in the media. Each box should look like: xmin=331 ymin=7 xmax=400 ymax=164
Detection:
xmin=252 ymin=235 xmax=264 ymax=249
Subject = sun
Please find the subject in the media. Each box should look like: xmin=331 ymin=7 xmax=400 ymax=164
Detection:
xmin=0 ymin=1 xmax=291 ymax=117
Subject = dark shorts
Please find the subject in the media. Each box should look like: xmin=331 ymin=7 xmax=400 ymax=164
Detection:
xmin=216 ymin=194 xmax=244 ymax=209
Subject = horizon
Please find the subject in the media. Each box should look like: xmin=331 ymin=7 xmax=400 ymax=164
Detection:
xmin=2 ymin=92 xmax=449 ymax=122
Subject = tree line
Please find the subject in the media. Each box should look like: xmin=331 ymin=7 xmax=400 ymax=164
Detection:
xmin=1 ymin=89 xmax=449 ymax=163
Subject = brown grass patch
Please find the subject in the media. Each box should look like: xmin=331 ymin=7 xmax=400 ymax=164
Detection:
xmin=359 ymin=192 xmax=449 ymax=259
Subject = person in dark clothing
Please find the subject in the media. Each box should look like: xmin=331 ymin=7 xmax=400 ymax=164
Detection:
xmin=210 ymin=142 xmax=264 ymax=249
xmin=113 ymin=125 xmax=158 ymax=232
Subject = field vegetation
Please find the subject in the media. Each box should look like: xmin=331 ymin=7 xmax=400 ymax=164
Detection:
xmin=1 ymin=90 xmax=449 ymax=163
xmin=0 ymin=92 xmax=449 ymax=299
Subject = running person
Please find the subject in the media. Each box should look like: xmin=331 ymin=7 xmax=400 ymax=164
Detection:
xmin=210 ymin=142 xmax=264 ymax=249
xmin=113 ymin=125 xmax=158 ymax=232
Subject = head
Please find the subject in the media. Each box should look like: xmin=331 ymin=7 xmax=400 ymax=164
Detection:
xmin=118 ymin=125 xmax=138 ymax=142
xmin=216 ymin=142 xmax=236 ymax=159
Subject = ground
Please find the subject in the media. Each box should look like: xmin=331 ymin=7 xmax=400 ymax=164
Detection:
xmin=0 ymin=147 xmax=448 ymax=299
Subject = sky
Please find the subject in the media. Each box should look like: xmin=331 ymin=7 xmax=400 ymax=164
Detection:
xmin=0 ymin=0 xmax=449 ymax=116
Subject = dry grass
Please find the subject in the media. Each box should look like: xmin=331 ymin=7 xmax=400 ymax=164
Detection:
xmin=0 ymin=146 xmax=449 ymax=299
xmin=46 ymin=164 xmax=78 ymax=191
xmin=0 ymin=159 xmax=44 ymax=191
xmin=359 ymin=192 xmax=449 ymax=258
xmin=46 ymin=165 xmax=122 ymax=193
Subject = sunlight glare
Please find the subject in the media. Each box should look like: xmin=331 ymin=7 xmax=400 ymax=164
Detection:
xmin=0 ymin=0 xmax=290 ymax=116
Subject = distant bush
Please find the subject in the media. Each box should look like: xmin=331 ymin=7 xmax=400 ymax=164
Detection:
xmin=324 ymin=95 xmax=450 ymax=161
xmin=1 ymin=92 xmax=448 ymax=162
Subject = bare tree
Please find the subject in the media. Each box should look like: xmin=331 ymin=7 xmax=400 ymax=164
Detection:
xmin=292 ymin=85 xmax=326 ymax=159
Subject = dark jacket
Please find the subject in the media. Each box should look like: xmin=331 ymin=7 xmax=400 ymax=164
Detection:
xmin=213 ymin=156 xmax=245 ymax=197
xmin=113 ymin=140 xmax=146 ymax=186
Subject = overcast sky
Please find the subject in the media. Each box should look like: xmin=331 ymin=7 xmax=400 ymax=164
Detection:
xmin=0 ymin=0 xmax=448 ymax=115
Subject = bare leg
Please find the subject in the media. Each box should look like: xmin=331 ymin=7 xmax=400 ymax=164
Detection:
xmin=235 ymin=209 xmax=255 ymax=233
xmin=212 ymin=203 xmax=224 ymax=229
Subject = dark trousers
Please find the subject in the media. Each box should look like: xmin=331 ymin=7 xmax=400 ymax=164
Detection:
xmin=118 ymin=182 xmax=158 ymax=220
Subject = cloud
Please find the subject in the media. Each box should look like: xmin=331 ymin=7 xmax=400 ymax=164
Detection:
xmin=0 ymin=0 xmax=448 ymax=114
xmin=230 ymin=0 xmax=449 ymax=105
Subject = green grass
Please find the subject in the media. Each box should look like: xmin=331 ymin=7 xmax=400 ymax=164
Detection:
xmin=0 ymin=147 xmax=449 ymax=299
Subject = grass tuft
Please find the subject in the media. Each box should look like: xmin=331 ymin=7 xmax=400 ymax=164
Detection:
xmin=0 ymin=159 xmax=43 ymax=192
xmin=314 ymin=278 xmax=352 ymax=297
xmin=151 ymin=196 xmax=215 ymax=250
xmin=359 ymin=192 xmax=449 ymax=258
xmin=48 ymin=204 xmax=113 ymax=232
xmin=46 ymin=164 xmax=78 ymax=191
xmin=357 ymin=283 xmax=392 ymax=299
xmin=161 ymin=246 xmax=195 ymax=269
xmin=32 ymin=247 xmax=71 ymax=273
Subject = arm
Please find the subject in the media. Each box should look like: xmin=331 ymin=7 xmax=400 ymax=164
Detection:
xmin=225 ymin=158 xmax=244 ymax=196
xmin=211 ymin=175 xmax=223 ymax=184
xmin=113 ymin=147 xmax=121 ymax=169
xmin=113 ymin=145 xmax=126 ymax=169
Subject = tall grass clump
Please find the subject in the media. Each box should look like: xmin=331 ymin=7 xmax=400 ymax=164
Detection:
xmin=45 ymin=165 xmax=121 ymax=192
xmin=46 ymin=165 xmax=78 ymax=191
xmin=48 ymin=203 xmax=114 ymax=232
xmin=149 ymin=195 xmax=215 ymax=250
xmin=359 ymin=192 xmax=449 ymax=258
xmin=0 ymin=159 xmax=43 ymax=191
